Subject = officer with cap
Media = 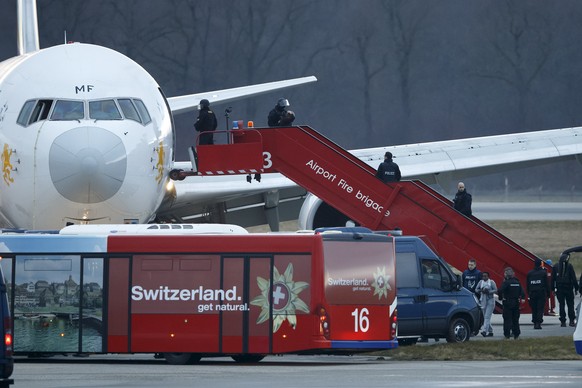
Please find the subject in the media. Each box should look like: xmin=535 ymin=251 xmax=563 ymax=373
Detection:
xmin=194 ymin=99 xmax=218 ymax=145
xmin=499 ymin=267 xmax=525 ymax=339
xmin=526 ymin=258 xmax=550 ymax=329
xmin=375 ymin=152 xmax=401 ymax=183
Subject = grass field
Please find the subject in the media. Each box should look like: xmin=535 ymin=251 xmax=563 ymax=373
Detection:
xmin=375 ymin=336 xmax=582 ymax=361
xmin=487 ymin=220 xmax=582 ymax=274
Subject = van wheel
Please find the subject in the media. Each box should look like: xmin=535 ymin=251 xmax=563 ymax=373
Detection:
xmin=446 ymin=317 xmax=470 ymax=343
xmin=231 ymin=355 xmax=265 ymax=363
xmin=163 ymin=353 xmax=201 ymax=365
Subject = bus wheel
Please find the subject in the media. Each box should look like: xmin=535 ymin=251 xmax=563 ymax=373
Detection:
xmin=231 ymin=355 xmax=265 ymax=363
xmin=163 ymin=353 xmax=201 ymax=365
xmin=446 ymin=317 xmax=470 ymax=343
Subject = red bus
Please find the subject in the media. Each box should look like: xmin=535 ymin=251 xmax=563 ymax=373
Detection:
xmin=0 ymin=224 xmax=397 ymax=364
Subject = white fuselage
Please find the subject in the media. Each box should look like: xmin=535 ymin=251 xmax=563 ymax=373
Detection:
xmin=0 ymin=43 xmax=173 ymax=229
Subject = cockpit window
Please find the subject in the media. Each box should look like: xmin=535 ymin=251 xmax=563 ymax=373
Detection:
xmin=17 ymin=97 xmax=150 ymax=126
xmin=89 ymin=100 xmax=122 ymax=120
xmin=17 ymin=99 xmax=54 ymax=126
xmin=51 ymin=100 xmax=84 ymax=121
xmin=118 ymin=99 xmax=141 ymax=123
xmin=133 ymin=99 xmax=151 ymax=125
xmin=17 ymin=100 xmax=37 ymax=126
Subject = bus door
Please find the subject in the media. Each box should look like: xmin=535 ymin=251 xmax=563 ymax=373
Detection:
xmin=220 ymin=256 xmax=272 ymax=355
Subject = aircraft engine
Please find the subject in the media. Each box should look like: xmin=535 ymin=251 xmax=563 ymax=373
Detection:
xmin=298 ymin=193 xmax=355 ymax=230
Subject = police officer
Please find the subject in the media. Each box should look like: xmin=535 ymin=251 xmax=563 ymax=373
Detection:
xmin=498 ymin=267 xmax=525 ymax=339
xmin=268 ymin=98 xmax=294 ymax=127
xmin=194 ymin=99 xmax=218 ymax=145
xmin=526 ymin=258 xmax=550 ymax=329
xmin=552 ymin=253 xmax=579 ymax=327
xmin=375 ymin=152 xmax=401 ymax=183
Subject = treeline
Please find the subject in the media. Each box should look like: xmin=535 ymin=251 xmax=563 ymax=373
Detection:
xmin=1 ymin=0 xmax=582 ymax=192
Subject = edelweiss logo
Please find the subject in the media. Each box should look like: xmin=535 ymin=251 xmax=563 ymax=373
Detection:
xmin=251 ymin=263 xmax=309 ymax=333
xmin=372 ymin=266 xmax=392 ymax=300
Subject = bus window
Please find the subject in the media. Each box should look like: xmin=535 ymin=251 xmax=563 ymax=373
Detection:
xmin=14 ymin=255 xmax=82 ymax=353
xmin=323 ymin=240 xmax=395 ymax=305
xmin=81 ymin=258 xmax=103 ymax=352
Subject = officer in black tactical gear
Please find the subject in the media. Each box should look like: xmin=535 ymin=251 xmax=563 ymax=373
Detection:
xmin=499 ymin=267 xmax=525 ymax=339
xmin=268 ymin=98 xmax=294 ymax=127
xmin=375 ymin=152 xmax=401 ymax=183
xmin=526 ymin=258 xmax=550 ymax=329
xmin=194 ymin=99 xmax=218 ymax=145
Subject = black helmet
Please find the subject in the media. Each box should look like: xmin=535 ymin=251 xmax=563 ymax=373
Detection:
xmin=199 ymin=99 xmax=210 ymax=108
xmin=277 ymin=98 xmax=290 ymax=108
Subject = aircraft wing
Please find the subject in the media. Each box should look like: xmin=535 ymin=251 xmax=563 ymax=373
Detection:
xmin=158 ymin=126 xmax=582 ymax=227
xmin=168 ymin=76 xmax=317 ymax=115
xmin=158 ymin=167 xmax=307 ymax=227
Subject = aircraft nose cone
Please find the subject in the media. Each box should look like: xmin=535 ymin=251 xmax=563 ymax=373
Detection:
xmin=49 ymin=127 xmax=127 ymax=203
xmin=81 ymin=155 xmax=99 ymax=175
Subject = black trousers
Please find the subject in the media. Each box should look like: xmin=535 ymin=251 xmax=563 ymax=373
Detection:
xmin=556 ymin=288 xmax=576 ymax=322
xmin=502 ymin=300 xmax=521 ymax=338
xmin=528 ymin=290 xmax=546 ymax=324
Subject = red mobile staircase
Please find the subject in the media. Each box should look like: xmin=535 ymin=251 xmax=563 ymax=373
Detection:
xmin=173 ymin=126 xmax=549 ymax=313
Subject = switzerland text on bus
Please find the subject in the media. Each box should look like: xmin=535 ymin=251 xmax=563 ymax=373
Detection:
xmin=0 ymin=224 xmax=397 ymax=364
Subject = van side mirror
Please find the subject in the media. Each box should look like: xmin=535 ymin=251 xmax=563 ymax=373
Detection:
xmin=455 ymin=274 xmax=462 ymax=291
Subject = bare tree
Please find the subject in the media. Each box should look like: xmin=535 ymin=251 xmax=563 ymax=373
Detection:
xmin=381 ymin=0 xmax=433 ymax=124
xmin=470 ymin=0 xmax=553 ymax=130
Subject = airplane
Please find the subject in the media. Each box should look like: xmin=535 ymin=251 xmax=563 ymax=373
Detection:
xmin=1 ymin=0 xmax=582 ymax=232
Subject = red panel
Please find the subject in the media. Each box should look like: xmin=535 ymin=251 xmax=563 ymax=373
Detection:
xmin=197 ymin=133 xmax=264 ymax=173
xmin=107 ymin=258 xmax=129 ymax=352
xmin=328 ymin=306 xmax=390 ymax=341
xmin=271 ymin=315 xmax=328 ymax=352
xmin=107 ymin=336 xmax=128 ymax=353
xmin=131 ymin=314 xmax=219 ymax=352
xmin=221 ymin=336 xmax=242 ymax=353
xmin=108 ymin=234 xmax=318 ymax=254
xmin=221 ymin=258 xmax=244 ymax=353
